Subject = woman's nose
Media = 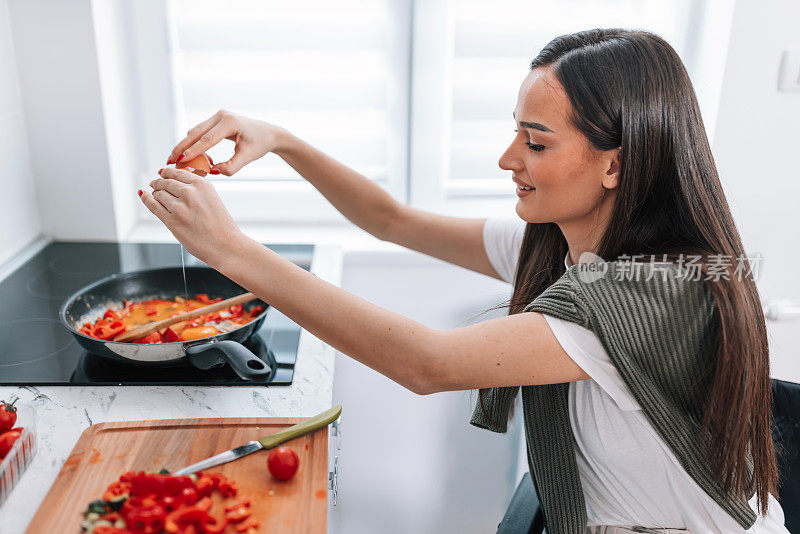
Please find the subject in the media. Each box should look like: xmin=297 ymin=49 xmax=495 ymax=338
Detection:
xmin=498 ymin=143 xmax=523 ymax=172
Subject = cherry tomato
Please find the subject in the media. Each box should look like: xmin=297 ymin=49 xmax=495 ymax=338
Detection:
xmin=0 ymin=429 xmax=22 ymax=458
xmin=0 ymin=398 xmax=18 ymax=434
xmin=267 ymin=446 xmax=299 ymax=481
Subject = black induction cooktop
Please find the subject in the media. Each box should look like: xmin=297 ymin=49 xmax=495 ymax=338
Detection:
xmin=0 ymin=241 xmax=313 ymax=386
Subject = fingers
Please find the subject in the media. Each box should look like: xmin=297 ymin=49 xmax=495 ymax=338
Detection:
xmin=139 ymin=189 xmax=172 ymax=221
xmin=211 ymin=147 xmax=250 ymax=176
xmin=168 ymin=111 xmax=223 ymax=164
xmin=182 ymin=119 xmax=235 ymax=163
xmin=149 ymin=177 xmax=187 ymax=198
xmin=152 ymin=189 xmax=181 ymax=213
xmin=158 ymin=167 xmax=201 ymax=184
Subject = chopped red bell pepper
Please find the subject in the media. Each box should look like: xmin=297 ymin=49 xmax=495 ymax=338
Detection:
xmin=103 ymin=309 xmax=120 ymax=320
xmin=249 ymin=305 xmax=264 ymax=316
xmin=92 ymin=320 xmax=126 ymax=341
xmin=201 ymin=312 xmax=221 ymax=323
xmin=224 ymin=506 xmax=251 ymax=523
xmin=93 ymin=526 xmax=130 ymax=534
xmin=162 ymin=327 xmax=181 ymax=343
xmin=195 ymin=294 xmax=211 ymax=304
xmin=145 ymin=305 xmax=158 ymax=316
xmin=195 ymin=476 xmax=214 ymax=498
xmin=195 ymin=497 xmax=212 ymax=513
xmin=219 ymin=480 xmax=238 ymax=498
xmin=228 ymin=304 xmax=243 ymax=319
xmin=102 ymin=480 xmax=131 ymax=501
xmin=160 ymin=485 xmax=198 ymax=513
xmin=121 ymin=497 xmax=166 ymax=534
xmin=223 ymin=498 xmax=250 ymax=512
xmin=132 ymin=332 xmax=162 ymax=344
xmin=235 ymin=518 xmax=260 ymax=533
xmin=200 ymin=514 xmax=227 ymax=534
xmin=165 ymin=506 xmax=208 ymax=532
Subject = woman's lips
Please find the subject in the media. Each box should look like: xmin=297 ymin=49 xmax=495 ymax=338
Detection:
xmin=516 ymin=186 xmax=535 ymax=198
xmin=513 ymin=177 xmax=535 ymax=197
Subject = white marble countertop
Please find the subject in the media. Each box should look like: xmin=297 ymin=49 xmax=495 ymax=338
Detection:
xmin=0 ymin=243 xmax=342 ymax=532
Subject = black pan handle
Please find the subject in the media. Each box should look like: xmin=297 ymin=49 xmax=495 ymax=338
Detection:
xmin=185 ymin=340 xmax=271 ymax=381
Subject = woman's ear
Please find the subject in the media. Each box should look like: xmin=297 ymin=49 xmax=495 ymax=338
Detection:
xmin=602 ymin=147 xmax=621 ymax=189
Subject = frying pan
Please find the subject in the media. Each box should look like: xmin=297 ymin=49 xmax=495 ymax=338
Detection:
xmin=59 ymin=267 xmax=271 ymax=381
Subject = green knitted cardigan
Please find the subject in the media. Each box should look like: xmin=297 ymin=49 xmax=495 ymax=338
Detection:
xmin=470 ymin=260 xmax=756 ymax=533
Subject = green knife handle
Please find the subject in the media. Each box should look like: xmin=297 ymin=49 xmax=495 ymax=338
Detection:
xmin=258 ymin=404 xmax=342 ymax=449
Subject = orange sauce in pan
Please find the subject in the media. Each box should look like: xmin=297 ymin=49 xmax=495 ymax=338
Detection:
xmin=79 ymin=294 xmax=264 ymax=343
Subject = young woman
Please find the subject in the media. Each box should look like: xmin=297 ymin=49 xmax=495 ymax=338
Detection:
xmin=143 ymin=29 xmax=788 ymax=533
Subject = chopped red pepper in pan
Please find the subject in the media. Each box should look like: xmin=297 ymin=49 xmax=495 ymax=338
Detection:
xmin=79 ymin=296 xmax=264 ymax=344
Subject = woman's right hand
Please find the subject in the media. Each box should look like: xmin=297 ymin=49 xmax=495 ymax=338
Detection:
xmin=167 ymin=110 xmax=288 ymax=176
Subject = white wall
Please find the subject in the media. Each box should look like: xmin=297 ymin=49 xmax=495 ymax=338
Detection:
xmin=713 ymin=0 xmax=800 ymax=381
xmin=331 ymin=251 xmax=520 ymax=534
xmin=7 ymin=0 xmax=119 ymax=240
xmin=0 ymin=0 xmax=39 ymax=266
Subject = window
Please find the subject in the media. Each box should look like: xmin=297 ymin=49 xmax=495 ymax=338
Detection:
xmin=133 ymin=0 xmax=411 ymax=224
xmin=129 ymin=0 xmax=733 ymax=225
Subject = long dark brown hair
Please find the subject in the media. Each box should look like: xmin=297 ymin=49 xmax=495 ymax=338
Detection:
xmin=488 ymin=28 xmax=777 ymax=514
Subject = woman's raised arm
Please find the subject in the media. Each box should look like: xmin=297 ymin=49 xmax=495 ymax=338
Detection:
xmin=140 ymin=168 xmax=588 ymax=393
xmin=166 ymin=110 xmax=504 ymax=281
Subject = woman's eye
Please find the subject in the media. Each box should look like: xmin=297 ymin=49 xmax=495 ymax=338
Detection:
xmin=526 ymin=142 xmax=545 ymax=152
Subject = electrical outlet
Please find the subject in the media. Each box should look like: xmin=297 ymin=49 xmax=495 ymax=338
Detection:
xmin=778 ymin=49 xmax=800 ymax=92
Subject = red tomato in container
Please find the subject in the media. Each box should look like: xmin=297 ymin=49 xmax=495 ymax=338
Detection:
xmin=267 ymin=446 xmax=299 ymax=481
xmin=0 ymin=428 xmax=22 ymax=458
xmin=0 ymin=399 xmax=18 ymax=434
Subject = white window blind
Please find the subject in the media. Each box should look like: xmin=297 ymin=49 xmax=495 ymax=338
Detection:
xmin=133 ymin=0 xmax=411 ymax=223
xmin=128 ymin=0 xmax=731 ymax=224
xmin=410 ymin=0 xmax=729 ymax=214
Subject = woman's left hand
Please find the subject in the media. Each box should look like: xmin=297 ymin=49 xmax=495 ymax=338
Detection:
xmin=140 ymin=167 xmax=247 ymax=270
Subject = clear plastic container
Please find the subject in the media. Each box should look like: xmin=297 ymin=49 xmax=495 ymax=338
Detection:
xmin=0 ymin=402 xmax=37 ymax=508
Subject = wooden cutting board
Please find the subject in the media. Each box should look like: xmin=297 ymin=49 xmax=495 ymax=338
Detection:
xmin=26 ymin=417 xmax=329 ymax=533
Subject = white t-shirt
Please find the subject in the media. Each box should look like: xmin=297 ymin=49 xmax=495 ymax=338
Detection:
xmin=482 ymin=217 xmax=788 ymax=534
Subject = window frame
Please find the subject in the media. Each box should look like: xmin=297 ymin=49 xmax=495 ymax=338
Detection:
xmin=126 ymin=0 xmax=732 ymax=227
xmin=129 ymin=0 xmax=413 ymax=225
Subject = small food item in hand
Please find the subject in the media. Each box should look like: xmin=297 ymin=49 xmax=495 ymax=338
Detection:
xmin=0 ymin=428 xmax=22 ymax=458
xmin=176 ymin=153 xmax=213 ymax=177
xmin=267 ymin=446 xmax=300 ymax=481
xmin=0 ymin=398 xmax=18 ymax=434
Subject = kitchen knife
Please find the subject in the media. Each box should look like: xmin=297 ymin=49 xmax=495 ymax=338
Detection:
xmin=172 ymin=404 xmax=342 ymax=476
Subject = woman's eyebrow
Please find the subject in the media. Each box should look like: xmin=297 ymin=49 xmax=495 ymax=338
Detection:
xmin=512 ymin=112 xmax=555 ymax=133
xmin=520 ymin=121 xmax=554 ymax=133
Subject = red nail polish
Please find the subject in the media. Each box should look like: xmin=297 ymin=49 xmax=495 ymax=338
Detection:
xmin=176 ymin=153 xmax=186 ymax=163
xmin=166 ymin=156 xmax=172 ymax=165
xmin=158 ymin=168 xmax=164 ymax=174
xmin=137 ymin=190 xmax=143 ymax=196
xmin=210 ymin=169 xmax=221 ymax=175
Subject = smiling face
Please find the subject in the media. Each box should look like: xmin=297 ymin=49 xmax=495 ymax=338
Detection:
xmin=499 ymin=67 xmax=620 ymax=227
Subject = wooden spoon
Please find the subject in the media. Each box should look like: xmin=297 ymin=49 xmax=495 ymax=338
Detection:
xmin=113 ymin=292 xmax=259 ymax=343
